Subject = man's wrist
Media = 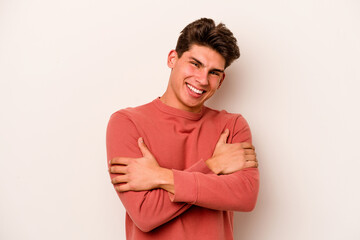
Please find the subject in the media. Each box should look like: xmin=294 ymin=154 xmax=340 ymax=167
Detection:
xmin=205 ymin=157 xmax=221 ymax=175
xmin=157 ymin=167 xmax=175 ymax=194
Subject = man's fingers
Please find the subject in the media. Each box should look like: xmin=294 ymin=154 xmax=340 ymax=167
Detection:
xmin=244 ymin=149 xmax=256 ymax=155
xmin=244 ymin=160 xmax=259 ymax=168
xmin=115 ymin=183 xmax=131 ymax=192
xmin=138 ymin=137 xmax=152 ymax=158
xmin=245 ymin=155 xmax=257 ymax=162
xmin=240 ymin=142 xmax=255 ymax=149
xmin=217 ymin=129 xmax=229 ymax=145
xmin=111 ymin=175 xmax=128 ymax=184
xmin=110 ymin=157 xmax=129 ymax=165
xmin=109 ymin=165 xmax=127 ymax=174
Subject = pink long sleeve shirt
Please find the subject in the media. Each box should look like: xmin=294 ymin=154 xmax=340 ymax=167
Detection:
xmin=106 ymin=98 xmax=259 ymax=240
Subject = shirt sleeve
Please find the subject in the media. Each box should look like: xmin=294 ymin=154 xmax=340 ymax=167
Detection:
xmin=170 ymin=115 xmax=260 ymax=212
xmin=106 ymin=112 xmax=213 ymax=232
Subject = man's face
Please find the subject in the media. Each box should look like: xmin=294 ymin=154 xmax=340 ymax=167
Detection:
xmin=163 ymin=44 xmax=226 ymax=113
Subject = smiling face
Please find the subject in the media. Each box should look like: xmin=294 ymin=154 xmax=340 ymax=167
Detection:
xmin=161 ymin=44 xmax=226 ymax=113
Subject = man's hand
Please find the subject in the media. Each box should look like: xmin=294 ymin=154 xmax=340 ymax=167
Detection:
xmin=109 ymin=138 xmax=174 ymax=193
xmin=205 ymin=129 xmax=258 ymax=175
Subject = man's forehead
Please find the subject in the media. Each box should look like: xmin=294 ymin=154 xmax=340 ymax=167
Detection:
xmin=183 ymin=45 xmax=225 ymax=70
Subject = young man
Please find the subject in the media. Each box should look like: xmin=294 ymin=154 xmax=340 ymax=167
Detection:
xmin=106 ymin=18 xmax=259 ymax=240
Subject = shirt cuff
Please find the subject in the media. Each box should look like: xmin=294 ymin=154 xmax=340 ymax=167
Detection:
xmin=168 ymin=169 xmax=198 ymax=203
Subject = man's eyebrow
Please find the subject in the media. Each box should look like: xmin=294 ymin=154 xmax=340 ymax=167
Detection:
xmin=211 ymin=68 xmax=224 ymax=73
xmin=189 ymin=57 xmax=204 ymax=67
xmin=189 ymin=57 xmax=224 ymax=72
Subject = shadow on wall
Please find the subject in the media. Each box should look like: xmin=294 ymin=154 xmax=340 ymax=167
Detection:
xmin=233 ymin=211 xmax=259 ymax=238
xmin=206 ymin=64 xmax=249 ymax=111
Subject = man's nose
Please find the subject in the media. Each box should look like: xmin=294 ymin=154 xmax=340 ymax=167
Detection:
xmin=195 ymin=70 xmax=208 ymax=85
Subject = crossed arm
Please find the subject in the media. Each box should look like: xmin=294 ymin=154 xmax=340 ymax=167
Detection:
xmin=106 ymin=113 xmax=259 ymax=232
xmin=109 ymin=129 xmax=258 ymax=194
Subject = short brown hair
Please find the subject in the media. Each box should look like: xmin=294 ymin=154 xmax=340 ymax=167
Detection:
xmin=175 ymin=18 xmax=240 ymax=68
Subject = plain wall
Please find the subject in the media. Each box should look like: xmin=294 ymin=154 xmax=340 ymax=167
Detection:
xmin=1 ymin=0 xmax=359 ymax=239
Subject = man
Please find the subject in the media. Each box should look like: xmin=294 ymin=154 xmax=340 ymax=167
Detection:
xmin=106 ymin=18 xmax=259 ymax=240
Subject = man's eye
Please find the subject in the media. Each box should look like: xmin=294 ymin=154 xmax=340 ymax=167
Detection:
xmin=210 ymin=71 xmax=220 ymax=76
xmin=191 ymin=62 xmax=199 ymax=67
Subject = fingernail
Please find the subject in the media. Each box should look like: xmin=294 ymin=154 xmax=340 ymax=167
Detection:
xmin=138 ymin=137 xmax=143 ymax=143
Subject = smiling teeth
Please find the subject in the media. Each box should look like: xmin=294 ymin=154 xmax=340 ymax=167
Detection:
xmin=187 ymin=84 xmax=204 ymax=94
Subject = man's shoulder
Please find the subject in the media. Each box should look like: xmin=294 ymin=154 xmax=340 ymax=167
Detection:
xmin=108 ymin=100 xmax=157 ymax=133
xmin=203 ymin=105 xmax=245 ymax=122
xmin=203 ymin=106 xmax=250 ymax=134
xmin=110 ymin=100 xmax=155 ymax=119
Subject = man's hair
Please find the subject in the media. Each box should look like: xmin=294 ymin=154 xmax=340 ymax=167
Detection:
xmin=175 ymin=18 xmax=240 ymax=69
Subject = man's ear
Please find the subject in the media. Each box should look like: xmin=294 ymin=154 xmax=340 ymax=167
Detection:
xmin=167 ymin=50 xmax=178 ymax=68
xmin=217 ymin=73 xmax=226 ymax=89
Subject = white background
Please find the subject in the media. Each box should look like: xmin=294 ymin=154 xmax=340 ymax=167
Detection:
xmin=1 ymin=0 xmax=359 ymax=239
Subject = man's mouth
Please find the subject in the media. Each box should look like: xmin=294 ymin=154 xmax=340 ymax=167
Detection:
xmin=186 ymin=83 xmax=205 ymax=95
